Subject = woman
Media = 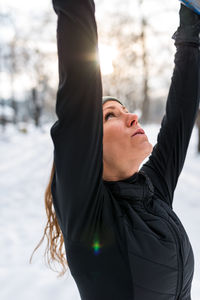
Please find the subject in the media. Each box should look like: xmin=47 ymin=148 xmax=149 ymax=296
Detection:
xmin=31 ymin=1 xmax=200 ymax=299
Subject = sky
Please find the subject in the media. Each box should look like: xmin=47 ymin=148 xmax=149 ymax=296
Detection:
xmin=0 ymin=0 xmax=180 ymax=42
xmin=0 ymin=0 xmax=181 ymax=42
xmin=0 ymin=0 xmax=180 ymax=100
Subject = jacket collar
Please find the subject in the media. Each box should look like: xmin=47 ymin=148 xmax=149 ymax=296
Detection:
xmin=103 ymin=170 xmax=154 ymax=202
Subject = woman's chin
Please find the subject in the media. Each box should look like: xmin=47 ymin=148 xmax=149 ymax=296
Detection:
xmin=143 ymin=141 xmax=153 ymax=157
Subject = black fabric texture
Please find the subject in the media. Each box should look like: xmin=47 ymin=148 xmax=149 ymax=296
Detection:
xmin=172 ymin=3 xmax=200 ymax=45
xmin=50 ymin=1 xmax=200 ymax=299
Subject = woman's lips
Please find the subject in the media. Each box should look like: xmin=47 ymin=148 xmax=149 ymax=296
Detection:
xmin=131 ymin=128 xmax=145 ymax=137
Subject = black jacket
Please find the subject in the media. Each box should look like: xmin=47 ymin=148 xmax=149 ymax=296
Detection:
xmin=50 ymin=1 xmax=200 ymax=299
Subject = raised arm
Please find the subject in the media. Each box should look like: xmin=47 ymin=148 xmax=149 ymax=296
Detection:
xmin=141 ymin=4 xmax=200 ymax=208
xmin=50 ymin=0 xmax=104 ymax=238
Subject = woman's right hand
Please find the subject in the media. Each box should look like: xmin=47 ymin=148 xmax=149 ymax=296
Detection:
xmin=172 ymin=3 xmax=200 ymax=45
xmin=179 ymin=3 xmax=200 ymax=26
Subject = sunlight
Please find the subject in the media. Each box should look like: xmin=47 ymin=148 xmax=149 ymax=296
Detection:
xmin=99 ymin=44 xmax=118 ymax=75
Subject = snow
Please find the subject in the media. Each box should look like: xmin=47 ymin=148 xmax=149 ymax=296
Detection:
xmin=0 ymin=106 xmax=14 ymax=119
xmin=0 ymin=122 xmax=199 ymax=300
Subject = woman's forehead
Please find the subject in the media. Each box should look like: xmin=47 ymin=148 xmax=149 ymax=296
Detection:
xmin=103 ymin=100 xmax=125 ymax=111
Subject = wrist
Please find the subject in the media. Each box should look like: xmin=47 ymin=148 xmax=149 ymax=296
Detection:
xmin=172 ymin=24 xmax=200 ymax=45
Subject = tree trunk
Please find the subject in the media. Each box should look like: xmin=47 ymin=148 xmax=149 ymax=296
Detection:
xmin=139 ymin=2 xmax=150 ymax=124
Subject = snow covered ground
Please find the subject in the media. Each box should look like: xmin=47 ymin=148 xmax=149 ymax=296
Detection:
xmin=0 ymin=122 xmax=199 ymax=300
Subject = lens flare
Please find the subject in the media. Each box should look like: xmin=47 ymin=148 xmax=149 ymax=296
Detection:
xmin=92 ymin=239 xmax=102 ymax=255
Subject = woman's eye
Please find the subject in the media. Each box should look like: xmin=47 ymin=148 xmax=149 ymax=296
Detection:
xmin=105 ymin=112 xmax=115 ymax=121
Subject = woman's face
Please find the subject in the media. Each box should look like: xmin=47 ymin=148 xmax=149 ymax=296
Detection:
xmin=102 ymin=100 xmax=153 ymax=181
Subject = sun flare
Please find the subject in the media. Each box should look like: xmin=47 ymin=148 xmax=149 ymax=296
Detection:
xmin=99 ymin=44 xmax=118 ymax=75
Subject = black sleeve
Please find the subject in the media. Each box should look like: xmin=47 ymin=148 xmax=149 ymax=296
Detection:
xmin=50 ymin=0 xmax=104 ymax=238
xmin=141 ymin=43 xmax=200 ymax=208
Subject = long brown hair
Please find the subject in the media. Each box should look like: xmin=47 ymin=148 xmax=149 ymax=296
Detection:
xmin=29 ymin=161 xmax=68 ymax=277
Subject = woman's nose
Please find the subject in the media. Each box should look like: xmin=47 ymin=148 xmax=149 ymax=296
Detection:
xmin=126 ymin=113 xmax=138 ymax=127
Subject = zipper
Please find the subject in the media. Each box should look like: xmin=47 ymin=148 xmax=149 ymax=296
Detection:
xmin=143 ymin=200 xmax=183 ymax=300
xmin=165 ymin=218 xmax=183 ymax=300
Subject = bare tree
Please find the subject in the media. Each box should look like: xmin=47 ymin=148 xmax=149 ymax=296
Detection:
xmin=98 ymin=4 xmax=173 ymax=119
xmin=138 ymin=0 xmax=149 ymax=124
xmin=0 ymin=11 xmax=19 ymax=128
xmin=1 ymin=7 xmax=57 ymax=129
xmin=7 ymin=35 xmax=19 ymax=125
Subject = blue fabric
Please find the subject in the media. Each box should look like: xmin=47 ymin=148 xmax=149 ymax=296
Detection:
xmin=180 ymin=0 xmax=200 ymax=15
